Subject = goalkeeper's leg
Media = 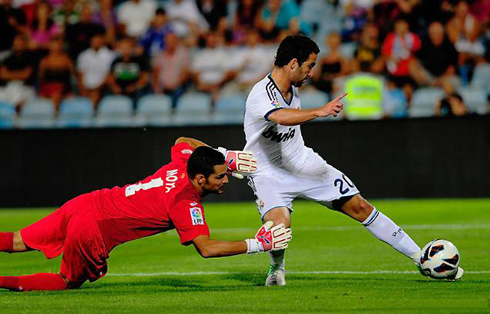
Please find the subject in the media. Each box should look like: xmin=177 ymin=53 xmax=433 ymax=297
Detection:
xmin=262 ymin=207 xmax=291 ymax=286
xmin=339 ymin=195 xmax=421 ymax=263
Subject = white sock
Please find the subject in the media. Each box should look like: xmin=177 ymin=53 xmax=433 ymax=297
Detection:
xmin=269 ymin=249 xmax=285 ymax=269
xmin=362 ymin=208 xmax=421 ymax=263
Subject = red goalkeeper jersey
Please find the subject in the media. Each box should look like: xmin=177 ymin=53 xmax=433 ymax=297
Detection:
xmin=91 ymin=143 xmax=210 ymax=252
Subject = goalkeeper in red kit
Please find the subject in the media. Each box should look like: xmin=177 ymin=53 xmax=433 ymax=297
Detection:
xmin=0 ymin=137 xmax=292 ymax=291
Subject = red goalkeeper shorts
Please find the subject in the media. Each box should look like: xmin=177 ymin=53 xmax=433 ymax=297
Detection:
xmin=21 ymin=193 xmax=108 ymax=285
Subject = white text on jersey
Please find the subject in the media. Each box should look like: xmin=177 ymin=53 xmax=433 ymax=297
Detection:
xmin=165 ymin=169 xmax=179 ymax=193
xmin=125 ymin=178 xmax=164 ymax=197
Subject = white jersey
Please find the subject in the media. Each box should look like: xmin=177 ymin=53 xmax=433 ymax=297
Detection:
xmin=244 ymin=74 xmax=329 ymax=179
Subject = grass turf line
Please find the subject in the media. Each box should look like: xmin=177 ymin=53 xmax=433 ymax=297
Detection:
xmin=0 ymin=199 xmax=489 ymax=313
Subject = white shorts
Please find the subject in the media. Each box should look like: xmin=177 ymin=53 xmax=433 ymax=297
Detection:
xmin=248 ymin=165 xmax=360 ymax=218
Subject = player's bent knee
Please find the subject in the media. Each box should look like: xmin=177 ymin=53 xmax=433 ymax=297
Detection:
xmin=340 ymin=195 xmax=374 ymax=222
xmin=263 ymin=207 xmax=291 ymax=228
xmin=12 ymin=231 xmax=28 ymax=252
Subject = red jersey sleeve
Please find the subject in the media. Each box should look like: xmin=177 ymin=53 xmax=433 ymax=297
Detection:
xmin=170 ymin=200 xmax=210 ymax=245
xmin=171 ymin=143 xmax=194 ymax=163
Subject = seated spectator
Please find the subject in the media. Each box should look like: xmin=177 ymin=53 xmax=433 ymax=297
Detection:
xmin=152 ymin=32 xmax=190 ymax=109
xmin=225 ymin=28 xmax=275 ymax=93
xmin=118 ymin=0 xmax=157 ymax=38
xmin=256 ymin=0 xmax=282 ymax=42
xmin=351 ymin=23 xmax=384 ymax=74
xmin=191 ymin=31 xmax=232 ymax=107
xmin=196 ymin=0 xmax=227 ymax=33
xmin=107 ymin=37 xmax=150 ymax=104
xmin=340 ymin=0 xmax=372 ymax=42
xmin=381 ymin=18 xmax=421 ymax=103
xmin=29 ymin=1 xmax=59 ymax=50
xmin=435 ymin=92 xmax=468 ymax=117
xmin=0 ymin=33 xmax=35 ymax=108
xmin=0 ymin=0 xmax=27 ymax=58
xmin=312 ymin=32 xmax=348 ymax=98
xmin=38 ymin=36 xmax=75 ymax=110
xmin=92 ymin=0 xmax=117 ymax=45
xmin=77 ymin=32 xmax=115 ymax=108
xmin=139 ymin=8 xmax=173 ymax=58
xmin=409 ymin=21 xmax=459 ymax=93
xmin=232 ymin=0 xmax=261 ymax=44
xmin=446 ymin=0 xmax=485 ymax=84
xmin=165 ymin=0 xmax=209 ymax=38
xmin=65 ymin=3 xmax=106 ymax=60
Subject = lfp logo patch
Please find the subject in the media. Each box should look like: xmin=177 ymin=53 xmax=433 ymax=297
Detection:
xmin=271 ymin=100 xmax=281 ymax=108
xmin=190 ymin=207 xmax=204 ymax=225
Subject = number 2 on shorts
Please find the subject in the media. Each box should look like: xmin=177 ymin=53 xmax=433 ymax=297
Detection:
xmin=334 ymin=174 xmax=355 ymax=195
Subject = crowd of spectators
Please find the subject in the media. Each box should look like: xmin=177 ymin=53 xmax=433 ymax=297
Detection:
xmin=0 ymin=0 xmax=488 ymax=120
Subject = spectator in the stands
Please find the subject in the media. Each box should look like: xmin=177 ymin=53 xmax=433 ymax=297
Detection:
xmin=435 ymin=92 xmax=469 ymax=117
xmin=107 ymin=37 xmax=150 ymax=104
xmin=312 ymin=32 xmax=348 ymax=98
xmin=340 ymin=0 xmax=372 ymax=42
xmin=409 ymin=21 xmax=459 ymax=93
xmin=29 ymin=1 xmax=58 ymax=50
xmin=165 ymin=0 xmax=209 ymax=38
xmin=152 ymin=32 xmax=190 ymax=110
xmin=196 ymin=0 xmax=227 ymax=33
xmin=0 ymin=33 xmax=35 ymax=108
xmin=118 ymin=0 xmax=157 ymax=38
xmin=351 ymin=23 xmax=384 ymax=74
xmin=139 ymin=8 xmax=173 ymax=58
xmin=0 ymin=0 xmax=27 ymax=59
xmin=256 ymin=0 xmax=282 ymax=42
xmin=92 ymin=0 xmax=118 ymax=45
xmin=77 ymin=32 xmax=115 ymax=108
xmin=382 ymin=18 xmax=421 ymax=103
xmin=191 ymin=31 xmax=232 ymax=107
xmin=38 ymin=36 xmax=75 ymax=111
xmin=232 ymin=0 xmax=261 ymax=44
xmin=65 ymin=3 xmax=105 ymax=60
xmin=446 ymin=0 xmax=485 ymax=84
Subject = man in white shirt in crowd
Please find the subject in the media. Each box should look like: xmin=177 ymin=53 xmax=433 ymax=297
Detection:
xmin=77 ymin=32 xmax=115 ymax=108
xmin=118 ymin=0 xmax=157 ymax=37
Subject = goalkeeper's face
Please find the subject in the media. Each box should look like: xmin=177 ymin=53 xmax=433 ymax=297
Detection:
xmin=202 ymin=164 xmax=229 ymax=195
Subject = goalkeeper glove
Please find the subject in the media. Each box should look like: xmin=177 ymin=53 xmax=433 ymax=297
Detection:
xmin=217 ymin=147 xmax=257 ymax=179
xmin=245 ymin=221 xmax=292 ymax=254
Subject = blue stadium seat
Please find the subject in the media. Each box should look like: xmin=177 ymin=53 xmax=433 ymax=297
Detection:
xmin=470 ymin=64 xmax=490 ymax=90
xmin=174 ymin=92 xmax=212 ymax=125
xmin=0 ymin=100 xmax=15 ymax=128
xmin=213 ymin=93 xmax=246 ymax=125
xmin=18 ymin=98 xmax=56 ymax=128
xmin=410 ymin=87 xmax=445 ymax=118
xmin=300 ymin=89 xmax=328 ymax=109
xmin=57 ymin=97 xmax=94 ymax=127
xmin=459 ymin=88 xmax=488 ymax=115
xmin=95 ymin=95 xmax=134 ymax=127
xmin=135 ymin=94 xmax=172 ymax=126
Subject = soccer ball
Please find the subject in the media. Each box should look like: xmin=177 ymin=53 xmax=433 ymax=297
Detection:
xmin=419 ymin=239 xmax=460 ymax=279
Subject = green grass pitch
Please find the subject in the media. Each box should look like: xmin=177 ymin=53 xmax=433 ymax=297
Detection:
xmin=0 ymin=199 xmax=489 ymax=313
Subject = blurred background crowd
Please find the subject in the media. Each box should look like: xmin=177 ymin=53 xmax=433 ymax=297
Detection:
xmin=0 ymin=0 xmax=489 ymax=127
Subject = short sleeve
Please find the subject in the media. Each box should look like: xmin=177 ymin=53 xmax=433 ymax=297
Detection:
xmin=170 ymin=200 xmax=210 ymax=245
xmin=171 ymin=142 xmax=194 ymax=162
xmin=247 ymin=90 xmax=284 ymax=122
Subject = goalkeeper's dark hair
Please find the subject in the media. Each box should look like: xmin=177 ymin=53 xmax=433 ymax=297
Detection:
xmin=274 ymin=35 xmax=320 ymax=68
xmin=187 ymin=146 xmax=225 ymax=179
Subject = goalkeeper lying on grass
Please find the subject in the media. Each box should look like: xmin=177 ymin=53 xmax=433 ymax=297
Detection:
xmin=0 ymin=137 xmax=292 ymax=291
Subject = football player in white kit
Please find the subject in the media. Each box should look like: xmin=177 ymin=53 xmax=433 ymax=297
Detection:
xmin=243 ymin=35 xmax=463 ymax=286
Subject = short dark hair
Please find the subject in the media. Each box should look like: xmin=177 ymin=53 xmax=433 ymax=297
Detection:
xmin=274 ymin=35 xmax=320 ymax=67
xmin=187 ymin=146 xmax=225 ymax=179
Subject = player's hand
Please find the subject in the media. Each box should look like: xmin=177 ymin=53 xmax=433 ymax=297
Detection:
xmin=217 ymin=148 xmax=257 ymax=179
xmin=316 ymin=92 xmax=347 ymax=118
xmin=246 ymin=221 xmax=292 ymax=253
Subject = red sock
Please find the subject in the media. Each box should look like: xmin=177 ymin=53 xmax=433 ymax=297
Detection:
xmin=0 ymin=273 xmax=68 ymax=291
xmin=0 ymin=232 xmax=14 ymax=253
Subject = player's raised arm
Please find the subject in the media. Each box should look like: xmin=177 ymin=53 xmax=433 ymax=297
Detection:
xmin=192 ymin=221 xmax=292 ymax=258
xmin=268 ymin=93 xmax=347 ymax=126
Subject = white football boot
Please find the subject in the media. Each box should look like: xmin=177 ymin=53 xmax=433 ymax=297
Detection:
xmin=265 ymin=264 xmax=286 ymax=286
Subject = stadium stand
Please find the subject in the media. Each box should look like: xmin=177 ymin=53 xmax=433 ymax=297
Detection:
xmin=213 ymin=93 xmax=246 ymax=124
xmin=95 ymin=95 xmax=134 ymax=127
xmin=57 ymin=97 xmax=94 ymax=128
xmin=174 ymin=92 xmax=212 ymax=125
xmin=0 ymin=101 xmax=15 ymax=128
xmin=135 ymin=94 xmax=173 ymax=126
xmin=409 ymin=88 xmax=446 ymax=118
xmin=18 ymin=99 xmax=56 ymax=128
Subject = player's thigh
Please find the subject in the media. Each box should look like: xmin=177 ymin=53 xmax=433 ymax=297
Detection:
xmin=61 ymin=211 xmax=108 ymax=286
xmin=302 ymin=165 xmax=360 ymax=211
xmin=263 ymin=207 xmax=291 ymax=228
xmin=248 ymin=174 xmax=296 ymax=220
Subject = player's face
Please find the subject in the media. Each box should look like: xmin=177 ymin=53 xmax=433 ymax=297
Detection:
xmin=203 ymin=164 xmax=229 ymax=194
xmin=292 ymin=53 xmax=317 ymax=87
